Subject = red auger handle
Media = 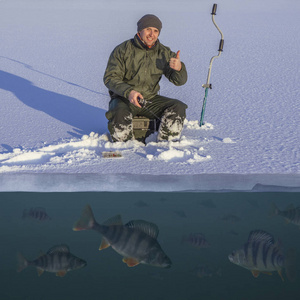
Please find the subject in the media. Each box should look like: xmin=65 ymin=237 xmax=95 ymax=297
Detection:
xmin=212 ymin=3 xmax=217 ymax=15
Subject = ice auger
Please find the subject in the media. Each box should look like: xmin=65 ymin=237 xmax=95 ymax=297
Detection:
xmin=200 ymin=3 xmax=224 ymax=126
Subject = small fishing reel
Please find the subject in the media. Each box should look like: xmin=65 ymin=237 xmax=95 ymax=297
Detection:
xmin=137 ymin=97 xmax=147 ymax=108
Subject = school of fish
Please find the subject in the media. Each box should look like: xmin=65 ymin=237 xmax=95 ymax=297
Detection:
xmin=17 ymin=200 xmax=299 ymax=283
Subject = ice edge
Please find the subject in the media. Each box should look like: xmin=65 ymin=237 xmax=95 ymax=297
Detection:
xmin=0 ymin=173 xmax=299 ymax=192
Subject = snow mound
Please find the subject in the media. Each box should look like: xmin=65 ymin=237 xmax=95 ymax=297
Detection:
xmin=0 ymin=120 xmax=214 ymax=173
xmin=184 ymin=120 xmax=214 ymax=130
xmin=222 ymin=138 xmax=236 ymax=144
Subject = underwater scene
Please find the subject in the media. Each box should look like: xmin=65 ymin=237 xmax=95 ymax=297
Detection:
xmin=1 ymin=191 xmax=300 ymax=300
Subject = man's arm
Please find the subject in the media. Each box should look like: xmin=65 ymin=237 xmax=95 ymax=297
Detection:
xmin=103 ymin=46 xmax=133 ymax=99
xmin=164 ymin=50 xmax=188 ymax=86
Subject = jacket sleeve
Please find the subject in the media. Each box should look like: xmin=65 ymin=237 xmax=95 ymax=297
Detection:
xmin=164 ymin=51 xmax=188 ymax=86
xmin=103 ymin=44 xmax=133 ymax=99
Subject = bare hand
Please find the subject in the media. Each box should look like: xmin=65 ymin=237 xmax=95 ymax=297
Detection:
xmin=128 ymin=90 xmax=143 ymax=108
xmin=169 ymin=50 xmax=182 ymax=71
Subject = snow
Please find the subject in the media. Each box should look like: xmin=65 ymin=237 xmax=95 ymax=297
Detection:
xmin=0 ymin=0 xmax=299 ymax=192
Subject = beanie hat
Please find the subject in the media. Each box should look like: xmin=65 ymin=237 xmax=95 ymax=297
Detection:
xmin=137 ymin=14 xmax=162 ymax=33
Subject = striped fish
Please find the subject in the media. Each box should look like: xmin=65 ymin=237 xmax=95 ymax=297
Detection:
xmin=22 ymin=207 xmax=51 ymax=221
xmin=182 ymin=233 xmax=210 ymax=248
xmin=73 ymin=204 xmax=172 ymax=268
xmin=228 ymin=230 xmax=286 ymax=280
xmin=17 ymin=244 xmax=87 ymax=277
xmin=271 ymin=203 xmax=300 ymax=226
xmin=221 ymin=214 xmax=241 ymax=223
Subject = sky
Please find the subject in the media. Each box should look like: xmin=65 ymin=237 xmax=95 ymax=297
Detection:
xmin=0 ymin=0 xmax=299 ymax=191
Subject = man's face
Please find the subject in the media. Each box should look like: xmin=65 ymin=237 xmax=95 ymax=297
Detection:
xmin=139 ymin=27 xmax=159 ymax=47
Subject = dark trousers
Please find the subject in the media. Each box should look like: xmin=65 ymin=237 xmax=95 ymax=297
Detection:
xmin=105 ymin=95 xmax=188 ymax=142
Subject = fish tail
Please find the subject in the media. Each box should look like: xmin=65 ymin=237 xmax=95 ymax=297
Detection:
xmin=285 ymin=248 xmax=297 ymax=282
xmin=22 ymin=209 xmax=27 ymax=219
xmin=17 ymin=252 xmax=29 ymax=272
xmin=270 ymin=203 xmax=279 ymax=217
xmin=73 ymin=204 xmax=96 ymax=231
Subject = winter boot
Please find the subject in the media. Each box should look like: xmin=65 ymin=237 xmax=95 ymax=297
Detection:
xmin=157 ymin=107 xmax=185 ymax=142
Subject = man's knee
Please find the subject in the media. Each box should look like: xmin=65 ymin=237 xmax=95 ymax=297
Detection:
xmin=106 ymin=98 xmax=134 ymax=142
xmin=169 ymin=99 xmax=188 ymax=118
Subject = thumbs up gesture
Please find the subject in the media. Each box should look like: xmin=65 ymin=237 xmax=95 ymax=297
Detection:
xmin=169 ymin=50 xmax=182 ymax=71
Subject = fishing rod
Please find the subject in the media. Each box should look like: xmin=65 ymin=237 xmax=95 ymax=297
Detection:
xmin=200 ymin=3 xmax=224 ymax=126
xmin=138 ymin=97 xmax=162 ymax=122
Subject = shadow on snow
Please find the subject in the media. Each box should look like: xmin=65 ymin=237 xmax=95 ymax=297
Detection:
xmin=0 ymin=69 xmax=108 ymax=138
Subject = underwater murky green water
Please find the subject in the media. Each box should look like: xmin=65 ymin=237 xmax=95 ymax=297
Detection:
xmin=1 ymin=192 xmax=300 ymax=300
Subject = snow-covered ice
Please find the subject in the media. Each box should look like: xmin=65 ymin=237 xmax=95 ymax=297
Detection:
xmin=0 ymin=0 xmax=299 ymax=191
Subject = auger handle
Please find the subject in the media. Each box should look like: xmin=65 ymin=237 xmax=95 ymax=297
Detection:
xmin=212 ymin=4 xmax=224 ymax=52
xmin=204 ymin=3 xmax=224 ymax=87
xmin=219 ymin=39 xmax=224 ymax=51
xmin=212 ymin=4 xmax=217 ymax=15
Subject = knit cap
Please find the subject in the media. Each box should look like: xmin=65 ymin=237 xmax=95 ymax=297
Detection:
xmin=137 ymin=14 xmax=162 ymax=33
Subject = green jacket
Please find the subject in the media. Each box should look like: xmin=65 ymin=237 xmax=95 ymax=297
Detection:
xmin=103 ymin=34 xmax=188 ymax=100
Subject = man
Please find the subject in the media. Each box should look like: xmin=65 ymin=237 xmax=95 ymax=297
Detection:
xmin=103 ymin=14 xmax=188 ymax=142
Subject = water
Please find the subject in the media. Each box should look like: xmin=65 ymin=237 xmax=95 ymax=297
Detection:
xmin=1 ymin=191 xmax=299 ymax=300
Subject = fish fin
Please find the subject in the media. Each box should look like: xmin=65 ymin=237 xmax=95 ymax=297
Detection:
xmin=284 ymin=218 xmax=291 ymax=224
xmin=247 ymin=230 xmax=274 ymax=245
xmin=251 ymin=270 xmax=260 ymax=278
xmin=17 ymin=252 xmax=28 ymax=272
xmin=285 ymin=248 xmax=297 ymax=282
xmin=37 ymin=267 xmax=44 ymax=276
xmin=277 ymin=269 xmax=284 ymax=282
xmin=73 ymin=204 xmax=95 ymax=231
xmin=56 ymin=270 xmax=67 ymax=277
xmin=122 ymin=257 xmax=140 ymax=267
xmin=261 ymin=271 xmax=273 ymax=276
xmin=99 ymin=238 xmax=110 ymax=250
xmin=125 ymin=220 xmax=159 ymax=239
xmin=47 ymin=245 xmax=70 ymax=254
xmin=103 ymin=214 xmax=123 ymax=226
